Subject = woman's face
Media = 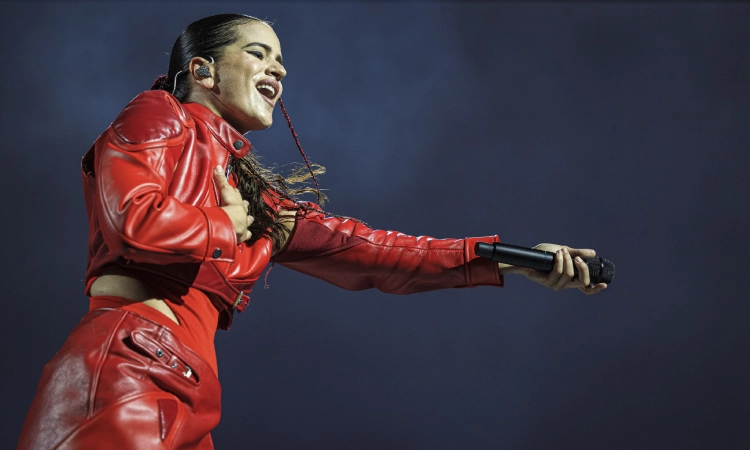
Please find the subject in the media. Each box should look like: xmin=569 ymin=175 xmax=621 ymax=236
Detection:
xmin=203 ymin=22 xmax=286 ymax=133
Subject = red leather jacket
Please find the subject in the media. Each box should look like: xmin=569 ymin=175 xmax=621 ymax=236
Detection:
xmin=82 ymin=90 xmax=503 ymax=329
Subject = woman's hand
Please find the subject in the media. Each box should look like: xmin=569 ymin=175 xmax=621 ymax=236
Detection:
xmin=499 ymin=243 xmax=607 ymax=295
xmin=213 ymin=166 xmax=254 ymax=243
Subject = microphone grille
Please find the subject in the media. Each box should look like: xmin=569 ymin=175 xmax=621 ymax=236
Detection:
xmin=586 ymin=257 xmax=616 ymax=284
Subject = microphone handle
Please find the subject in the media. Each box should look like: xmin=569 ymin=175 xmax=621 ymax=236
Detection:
xmin=474 ymin=241 xmax=591 ymax=275
xmin=474 ymin=242 xmax=614 ymax=284
xmin=476 ymin=242 xmax=557 ymax=271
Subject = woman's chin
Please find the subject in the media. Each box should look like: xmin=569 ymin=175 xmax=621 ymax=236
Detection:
xmin=250 ymin=116 xmax=273 ymax=131
xmin=232 ymin=114 xmax=273 ymax=133
xmin=247 ymin=120 xmax=272 ymax=132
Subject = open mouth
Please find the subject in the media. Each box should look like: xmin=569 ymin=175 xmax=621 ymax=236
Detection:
xmin=256 ymin=79 xmax=279 ymax=103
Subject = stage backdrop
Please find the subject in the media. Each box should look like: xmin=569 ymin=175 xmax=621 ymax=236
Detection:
xmin=2 ymin=2 xmax=748 ymax=448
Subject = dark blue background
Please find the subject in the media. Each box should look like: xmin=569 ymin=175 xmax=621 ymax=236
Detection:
xmin=2 ymin=2 xmax=749 ymax=448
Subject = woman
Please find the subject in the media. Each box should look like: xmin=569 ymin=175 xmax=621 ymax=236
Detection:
xmin=18 ymin=14 xmax=606 ymax=449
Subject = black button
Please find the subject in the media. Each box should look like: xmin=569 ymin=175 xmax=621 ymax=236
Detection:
xmin=233 ymin=140 xmax=243 ymax=150
xmin=212 ymin=248 xmax=222 ymax=258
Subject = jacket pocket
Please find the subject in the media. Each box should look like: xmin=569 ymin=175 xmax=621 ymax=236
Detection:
xmin=129 ymin=331 xmax=201 ymax=387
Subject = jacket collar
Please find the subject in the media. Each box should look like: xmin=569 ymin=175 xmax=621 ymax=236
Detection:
xmin=182 ymin=102 xmax=252 ymax=158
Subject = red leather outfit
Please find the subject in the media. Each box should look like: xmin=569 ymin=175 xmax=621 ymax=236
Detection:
xmin=19 ymin=90 xmax=503 ymax=449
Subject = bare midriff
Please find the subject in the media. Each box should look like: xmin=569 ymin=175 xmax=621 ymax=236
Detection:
xmin=88 ymin=267 xmax=220 ymax=376
xmin=89 ymin=272 xmax=180 ymax=324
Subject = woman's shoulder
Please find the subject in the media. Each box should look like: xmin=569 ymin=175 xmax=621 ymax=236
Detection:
xmin=110 ymin=90 xmax=191 ymax=145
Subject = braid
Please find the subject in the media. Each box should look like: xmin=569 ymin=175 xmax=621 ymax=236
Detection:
xmin=278 ymin=98 xmax=322 ymax=201
xmin=230 ymin=101 xmax=371 ymax=251
xmin=231 ymin=151 xmax=327 ymax=253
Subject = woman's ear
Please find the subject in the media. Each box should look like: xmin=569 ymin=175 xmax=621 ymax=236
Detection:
xmin=189 ymin=56 xmax=215 ymax=89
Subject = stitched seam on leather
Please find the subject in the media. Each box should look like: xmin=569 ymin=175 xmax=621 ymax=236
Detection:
xmin=160 ymin=398 xmax=187 ymax=447
xmin=155 ymin=144 xmax=166 ymax=175
xmin=358 ymin=240 xmax=463 ymax=251
xmin=201 ymin=149 xmax=237 ymax=262
xmin=198 ymin=206 xmax=214 ymax=262
xmin=114 ymin=132 xmax=185 ymax=148
xmin=98 ymin=144 xmax=209 ymax=259
xmin=113 ymin=92 xmax=187 ymax=146
xmin=55 ymin=392 xmax=178 ymax=449
xmin=165 ymin=91 xmax=191 ymax=127
xmin=97 ymin=145 xmax=169 ymax=254
xmin=196 ymin=115 xmax=245 ymax=154
xmin=111 ymin=120 xmax=187 ymax=149
xmin=276 ymin=222 xmax=365 ymax=262
xmin=284 ymin=220 xmax=468 ymax=261
xmin=87 ymin=311 xmax=127 ymax=419
xmin=317 ymin=220 xmax=467 ymax=252
xmin=279 ymin=224 xmax=466 ymax=266
xmin=206 ymin=260 xmax=242 ymax=297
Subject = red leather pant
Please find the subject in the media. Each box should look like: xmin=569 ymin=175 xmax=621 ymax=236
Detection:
xmin=18 ymin=309 xmax=221 ymax=449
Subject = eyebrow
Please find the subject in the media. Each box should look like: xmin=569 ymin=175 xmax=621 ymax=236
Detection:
xmin=243 ymin=42 xmax=284 ymax=65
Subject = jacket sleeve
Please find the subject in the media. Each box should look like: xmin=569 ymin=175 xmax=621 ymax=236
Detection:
xmin=94 ymin=91 xmax=237 ymax=265
xmin=272 ymin=203 xmax=503 ymax=294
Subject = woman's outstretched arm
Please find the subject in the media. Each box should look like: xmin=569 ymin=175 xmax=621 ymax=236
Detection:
xmin=272 ymin=204 xmax=606 ymax=295
xmin=272 ymin=203 xmax=502 ymax=294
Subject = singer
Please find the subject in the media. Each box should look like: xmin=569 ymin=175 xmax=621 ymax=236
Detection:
xmin=18 ymin=14 xmax=606 ymax=449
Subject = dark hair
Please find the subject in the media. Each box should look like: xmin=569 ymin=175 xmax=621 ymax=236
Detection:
xmin=152 ymin=14 xmax=326 ymax=252
xmin=152 ymin=14 xmax=263 ymax=100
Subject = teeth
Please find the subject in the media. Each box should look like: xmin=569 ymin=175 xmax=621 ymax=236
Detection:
xmin=257 ymin=84 xmax=276 ymax=97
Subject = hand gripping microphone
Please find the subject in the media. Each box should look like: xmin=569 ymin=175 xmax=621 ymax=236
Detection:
xmin=474 ymin=242 xmax=615 ymax=284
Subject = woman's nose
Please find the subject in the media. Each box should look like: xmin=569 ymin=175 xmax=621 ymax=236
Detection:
xmin=268 ymin=61 xmax=286 ymax=80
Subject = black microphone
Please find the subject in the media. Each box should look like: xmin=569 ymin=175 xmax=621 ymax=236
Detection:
xmin=475 ymin=242 xmax=615 ymax=284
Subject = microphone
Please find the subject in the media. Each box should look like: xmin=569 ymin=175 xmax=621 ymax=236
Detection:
xmin=475 ymin=242 xmax=615 ymax=284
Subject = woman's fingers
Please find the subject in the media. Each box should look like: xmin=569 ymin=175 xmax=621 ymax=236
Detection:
xmin=213 ymin=166 xmax=244 ymax=206
xmin=240 ymin=214 xmax=255 ymax=242
xmin=550 ymin=250 xmax=564 ymax=290
xmin=579 ymin=283 xmax=607 ymax=295
xmin=551 ymin=248 xmax=572 ymax=291
xmin=213 ymin=166 xmax=229 ymax=189
xmin=575 ymin=256 xmax=591 ymax=286
xmin=563 ymin=248 xmax=575 ymax=278
xmin=211 ymin=166 xmax=256 ymax=243
xmin=238 ymin=218 xmax=254 ymax=243
xmin=569 ymin=248 xmax=596 ymax=259
xmin=522 ymin=243 xmax=609 ymax=295
xmin=554 ymin=249 xmax=564 ymax=276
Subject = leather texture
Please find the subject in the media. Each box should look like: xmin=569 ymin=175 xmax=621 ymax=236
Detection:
xmin=21 ymin=91 xmax=504 ymax=448
xmin=18 ymin=309 xmax=221 ymax=449
xmin=274 ymin=202 xmax=503 ymax=292
xmin=82 ymin=90 xmax=267 ymax=329
xmin=82 ymin=90 xmax=503 ymax=331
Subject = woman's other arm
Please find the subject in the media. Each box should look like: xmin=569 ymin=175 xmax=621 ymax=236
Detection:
xmin=92 ymin=91 xmax=249 ymax=265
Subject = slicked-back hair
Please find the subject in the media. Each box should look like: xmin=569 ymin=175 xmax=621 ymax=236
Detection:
xmin=151 ymin=14 xmax=327 ymax=252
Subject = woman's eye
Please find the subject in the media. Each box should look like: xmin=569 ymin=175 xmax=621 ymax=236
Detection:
xmin=248 ymin=51 xmax=264 ymax=59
